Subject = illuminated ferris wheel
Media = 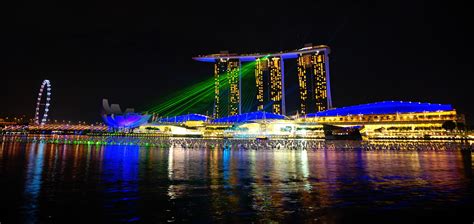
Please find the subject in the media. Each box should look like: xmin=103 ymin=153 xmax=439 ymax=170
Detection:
xmin=34 ymin=79 xmax=52 ymax=125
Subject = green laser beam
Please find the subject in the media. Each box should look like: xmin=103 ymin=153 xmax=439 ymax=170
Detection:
xmin=148 ymin=74 xmax=228 ymax=116
xmin=145 ymin=56 xmax=269 ymax=117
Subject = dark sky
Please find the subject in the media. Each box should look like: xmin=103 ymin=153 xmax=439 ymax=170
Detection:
xmin=3 ymin=0 xmax=473 ymax=123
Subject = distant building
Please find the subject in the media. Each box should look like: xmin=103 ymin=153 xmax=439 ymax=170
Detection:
xmin=0 ymin=118 xmax=16 ymax=127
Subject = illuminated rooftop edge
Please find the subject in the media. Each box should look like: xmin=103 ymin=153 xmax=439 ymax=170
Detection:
xmin=305 ymin=101 xmax=454 ymax=117
xmin=193 ymin=45 xmax=330 ymax=62
xmin=121 ymin=101 xmax=455 ymax=128
xmin=154 ymin=112 xmax=285 ymax=123
xmin=157 ymin=114 xmax=209 ymax=123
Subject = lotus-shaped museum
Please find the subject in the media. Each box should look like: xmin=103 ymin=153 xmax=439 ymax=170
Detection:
xmin=101 ymin=99 xmax=150 ymax=129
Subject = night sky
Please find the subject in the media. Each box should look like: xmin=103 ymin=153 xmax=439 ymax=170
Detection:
xmin=3 ymin=1 xmax=473 ymax=124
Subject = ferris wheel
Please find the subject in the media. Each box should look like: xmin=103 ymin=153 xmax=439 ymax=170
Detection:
xmin=34 ymin=80 xmax=52 ymax=125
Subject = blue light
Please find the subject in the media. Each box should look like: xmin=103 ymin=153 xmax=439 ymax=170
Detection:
xmin=306 ymin=101 xmax=453 ymax=117
xmin=24 ymin=143 xmax=45 ymax=223
xmin=102 ymin=145 xmax=140 ymax=222
xmin=280 ymin=53 xmax=299 ymax=59
xmin=193 ymin=57 xmax=216 ymax=62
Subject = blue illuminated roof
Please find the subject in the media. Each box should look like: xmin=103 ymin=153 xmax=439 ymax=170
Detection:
xmin=158 ymin=114 xmax=209 ymax=123
xmin=306 ymin=101 xmax=453 ymax=117
xmin=213 ymin=111 xmax=285 ymax=123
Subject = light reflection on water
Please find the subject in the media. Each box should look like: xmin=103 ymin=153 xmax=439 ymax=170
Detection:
xmin=0 ymin=138 xmax=472 ymax=223
xmin=24 ymin=142 xmax=45 ymax=223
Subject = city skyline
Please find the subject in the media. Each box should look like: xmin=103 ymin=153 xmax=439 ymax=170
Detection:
xmin=1 ymin=2 xmax=473 ymax=223
xmin=2 ymin=1 xmax=473 ymax=124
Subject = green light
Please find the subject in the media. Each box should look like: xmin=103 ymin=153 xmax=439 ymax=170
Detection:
xmin=144 ymin=56 xmax=271 ymax=117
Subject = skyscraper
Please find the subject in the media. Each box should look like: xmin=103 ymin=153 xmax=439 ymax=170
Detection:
xmin=269 ymin=56 xmax=283 ymax=115
xmin=254 ymin=57 xmax=284 ymax=115
xmin=194 ymin=44 xmax=331 ymax=118
xmin=255 ymin=58 xmax=268 ymax=112
xmin=213 ymin=58 xmax=241 ymax=118
xmin=297 ymin=48 xmax=331 ymax=115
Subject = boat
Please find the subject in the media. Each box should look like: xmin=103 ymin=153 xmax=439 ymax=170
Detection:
xmin=323 ymin=124 xmax=362 ymax=140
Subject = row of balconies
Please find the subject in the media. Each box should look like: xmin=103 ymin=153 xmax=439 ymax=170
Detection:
xmin=306 ymin=113 xmax=457 ymax=123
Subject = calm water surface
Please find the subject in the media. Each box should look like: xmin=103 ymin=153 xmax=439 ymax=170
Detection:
xmin=0 ymin=137 xmax=472 ymax=223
